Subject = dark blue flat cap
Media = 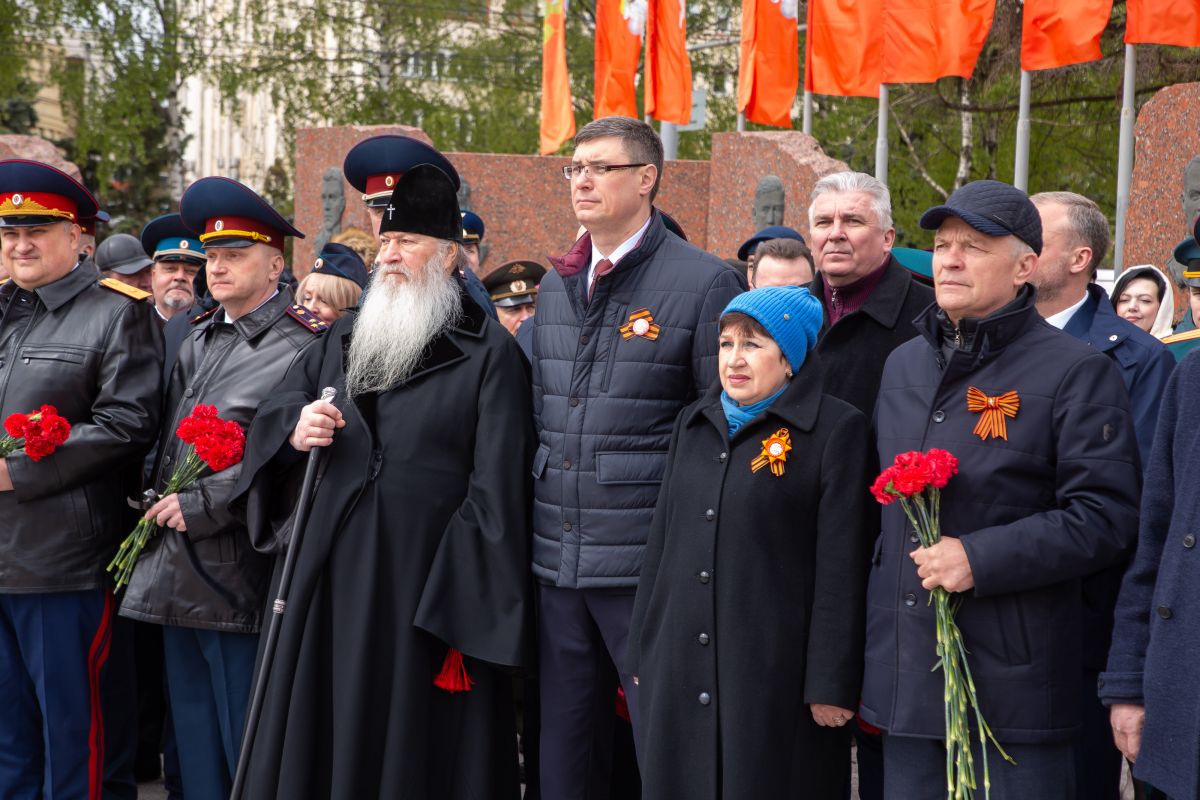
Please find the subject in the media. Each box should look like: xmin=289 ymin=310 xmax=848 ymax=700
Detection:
xmin=919 ymin=180 xmax=1042 ymax=255
xmin=343 ymin=134 xmax=460 ymax=208
xmin=737 ymin=225 xmax=806 ymax=262
xmin=312 ymin=242 xmax=369 ymax=289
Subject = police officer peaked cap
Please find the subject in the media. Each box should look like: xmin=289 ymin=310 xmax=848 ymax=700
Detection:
xmin=485 ymin=259 xmax=546 ymax=307
xmin=80 ymin=210 xmax=110 ymax=238
xmin=140 ymin=213 xmax=206 ymax=262
xmin=1175 ymin=237 xmax=1200 ymax=288
xmin=378 ymin=164 xmax=462 ymax=241
xmin=179 ymin=176 xmax=303 ymax=251
xmin=461 ymin=210 xmax=485 ymax=242
xmin=343 ymin=134 xmax=461 ymax=208
xmin=0 ymin=159 xmax=100 ymax=227
xmin=312 ymin=242 xmax=369 ymax=289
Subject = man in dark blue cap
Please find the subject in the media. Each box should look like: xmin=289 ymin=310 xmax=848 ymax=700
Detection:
xmin=865 ymin=180 xmax=1141 ymax=799
xmin=461 ymin=210 xmax=487 ymax=275
xmin=116 ymin=175 xmax=326 ymax=800
xmin=141 ymin=213 xmax=206 ymax=323
xmin=736 ymin=223 xmax=805 ymax=264
xmin=230 ymin=162 xmax=534 ymax=799
xmin=342 ymin=133 xmax=497 ymax=319
xmin=0 ymin=159 xmax=163 ymax=799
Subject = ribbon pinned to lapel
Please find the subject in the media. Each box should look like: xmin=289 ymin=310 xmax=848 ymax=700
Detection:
xmin=751 ymin=428 xmax=792 ymax=477
xmin=966 ymin=386 xmax=1020 ymax=441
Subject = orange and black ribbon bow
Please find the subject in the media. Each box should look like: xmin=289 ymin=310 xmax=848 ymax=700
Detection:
xmin=751 ymin=428 xmax=792 ymax=477
xmin=620 ymin=309 xmax=661 ymax=341
xmin=966 ymin=386 xmax=1020 ymax=441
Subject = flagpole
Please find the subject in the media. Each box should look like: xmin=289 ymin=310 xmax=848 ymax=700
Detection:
xmin=875 ymin=84 xmax=889 ymax=184
xmin=1114 ymin=44 xmax=1137 ymax=275
xmin=737 ymin=112 xmax=746 ymax=131
xmin=661 ymin=121 xmax=679 ymax=160
xmin=802 ymin=90 xmax=813 ymax=135
xmin=1014 ymin=70 xmax=1032 ymax=191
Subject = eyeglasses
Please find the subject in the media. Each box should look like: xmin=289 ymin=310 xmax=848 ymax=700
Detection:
xmin=561 ymin=163 xmax=648 ymax=181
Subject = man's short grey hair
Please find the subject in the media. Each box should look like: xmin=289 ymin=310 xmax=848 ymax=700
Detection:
xmin=809 ymin=171 xmax=894 ymax=230
xmin=1030 ymin=191 xmax=1110 ymax=278
xmin=574 ymin=116 xmax=665 ymax=203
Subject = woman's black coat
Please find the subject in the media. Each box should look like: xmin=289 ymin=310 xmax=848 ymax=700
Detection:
xmin=627 ymin=356 xmax=874 ymax=800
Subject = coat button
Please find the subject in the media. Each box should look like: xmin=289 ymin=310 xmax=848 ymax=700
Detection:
xmin=184 ymin=388 xmax=194 ymax=398
xmin=698 ymin=692 xmax=711 ymax=706
xmin=580 ymin=334 xmax=590 ymax=345
xmin=698 ymin=632 xmax=710 ymax=645
xmin=1157 ymin=606 xmax=1172 ymax=620
xmin=1109 ymin=334 xmax=1119 ymax=342
xmin=1185 ymin=534 xmax=1196 ymax=549
xmin=569 ymin=397 xmax=579 ymax=407
xmin=933 ymin=410 xmax=946 ymax=423
xmin=910 ymin=533 xmax=919 ymax=544
xmin=563 ymin=522 xmax=572 ymax=532
xmin=904 ymin=593 xmax=917 ymax=607
xmin=162 ymin=455 xmax=172 ymax=467
xmin=698 ymin=570 xmax=711 ymax=584
xmin=563 ymin=460 xmax=572 ymax=470
xmin=705 ymin=509 xmax=715 ymax=521
xmin=718 ymin=452 xmax=727 ymax=463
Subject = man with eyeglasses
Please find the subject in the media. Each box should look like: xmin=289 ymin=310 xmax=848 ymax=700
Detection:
xmin=529 ymin=116 xmax=745 ymax=798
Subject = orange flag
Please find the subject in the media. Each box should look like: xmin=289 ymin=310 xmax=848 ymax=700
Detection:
xmin=540 ymin=0 xmax=575 ymax=155
xmin=595 ymin=0 xmax=645 ymax=119
xmin=645 ymin=0 xmax=692 ymax=124
xmin=1021 ymin=0 xmax=1112 ymax=70
xmin=1126 ymin=0 xmax=1200 ymax=46
xmin=737 ymin=0 xmax=799 ymax=127
xmin=882 ymin=0 xmax=995 ymax=83
xmin=805 ymin=0 xmax=882 ymax=97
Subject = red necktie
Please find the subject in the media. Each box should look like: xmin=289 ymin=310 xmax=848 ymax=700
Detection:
xmin=589 ymin=258 xmax=614 ymax=301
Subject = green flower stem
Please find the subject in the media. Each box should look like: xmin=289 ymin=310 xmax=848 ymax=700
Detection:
xmin=107 ymin=449 xmax=205 ymax=590
xmin=897 ymin=490 xmax=1012 ymax=800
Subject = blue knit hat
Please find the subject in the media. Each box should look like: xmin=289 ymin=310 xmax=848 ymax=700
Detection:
xmin=721 ymin=286 xmax=823 ymax=373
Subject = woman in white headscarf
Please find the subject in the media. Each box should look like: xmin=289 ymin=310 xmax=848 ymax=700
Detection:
xmin=1112 ymin=264 xmax=1175 ymax=338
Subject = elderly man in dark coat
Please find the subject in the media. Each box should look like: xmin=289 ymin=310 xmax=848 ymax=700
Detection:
xmin=629 ymin=286 xmax=872 ymax=800
xmin=864 ymin=181 xmax=1141 ymax=798
xmin=231 ymin=164 xmax=534 ymax=799
xmin=1101 ymin=353 xmax=1200 ymax=798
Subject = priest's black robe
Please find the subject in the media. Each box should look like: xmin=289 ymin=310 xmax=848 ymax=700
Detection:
xmin=232 ymin=287 xmax=535 ymax=799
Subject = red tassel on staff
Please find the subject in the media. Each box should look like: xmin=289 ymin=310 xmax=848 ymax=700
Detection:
xmin=434 ymin=647 xmax=474 ymax=693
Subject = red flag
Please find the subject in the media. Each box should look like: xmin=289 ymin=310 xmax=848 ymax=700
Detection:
xmin=1126 ymin=0 xmax=1200 ymax=46
xmin=540 ymin=0 xmax=575 ymax=155
xmin=738 ymin=0 xmax=799 ymax=127
xmin=882 ymin=0 xmax=995 ymax=83
xmin=1021 ymin=0 xmax=1113 ymax=70
xmin=645 ymin=0 xmax=693 ymax=124
xmin=805 ymin=0 xmax=882 ymax=97
xmin=595 ymin=0 xmax=644 ymax=118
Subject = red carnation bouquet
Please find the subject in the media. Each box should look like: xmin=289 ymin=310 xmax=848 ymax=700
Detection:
xmin=871 ymin=449 xmax=1013 ymax=799
xmin=108 ymin=404 xmax=245 ymax=590
xmin=1 ymin=405 xmax=71 ymax=461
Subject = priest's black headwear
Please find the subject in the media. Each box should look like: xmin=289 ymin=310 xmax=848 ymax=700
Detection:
xmin=378 ymin=163 xmax=462 ymax=242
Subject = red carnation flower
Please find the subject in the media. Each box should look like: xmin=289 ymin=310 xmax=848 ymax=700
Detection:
xmin=4 ymin=413 xmax=28 ymax=438
xmin=870 ymin=466 xmax=900 ymax=505
xmin=926 ymin=449 xmax=959 ymax=489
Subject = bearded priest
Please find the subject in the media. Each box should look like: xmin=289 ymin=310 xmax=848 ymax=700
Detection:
xmin=231 ymin=163 xmax=535 ymax=799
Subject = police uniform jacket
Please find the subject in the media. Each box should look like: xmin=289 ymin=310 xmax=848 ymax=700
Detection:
xmin=862 ymin=285 xmax=1141 ymax=743
xmin=0 ymin=264 xmax=163 ymax=592
xmin=530 ymin=211 xmax=746 ymax=588
xmin=119 ymin=287 xmax=324 ymax=632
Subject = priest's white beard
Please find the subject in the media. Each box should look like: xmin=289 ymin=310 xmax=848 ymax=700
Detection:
xmin=344 ymin=246 xmax=462 ymax=396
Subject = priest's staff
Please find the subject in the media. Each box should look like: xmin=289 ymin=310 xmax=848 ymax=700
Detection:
xmin=231 ymin=386 xmax=337 ymax=800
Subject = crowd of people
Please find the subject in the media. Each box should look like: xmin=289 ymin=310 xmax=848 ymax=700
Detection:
xmin=2 ymin=114 xmax=1200 ymax=800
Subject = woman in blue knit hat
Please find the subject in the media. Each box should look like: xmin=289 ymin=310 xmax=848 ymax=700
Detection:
xmin=628 ymin=286 xmax=874 ymax=800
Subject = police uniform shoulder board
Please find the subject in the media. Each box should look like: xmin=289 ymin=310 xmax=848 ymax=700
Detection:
xmin=285 ymin=303 xmax=328 ymax=334
xmin=1163 ymin=328 xmax=1200 ymax=345
xmin=99 ymin=276 xmax=151 ymax=301
xmin=190 ymin=306 xmax=219 ymax=325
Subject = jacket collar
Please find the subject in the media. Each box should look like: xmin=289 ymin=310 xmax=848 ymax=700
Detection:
xmin=1068 ymin=283 xmax=1131 ymax=353
xmin=215 ymin=285 xmax=294 ymax=341
xmin=813 ymin=255 xmax=919 ymax=332
xmin=338 ymin=277 xmax=485 ymax=387
xmin=916 ymin=283 xmax=1041 ymax=356
xmin=687 ymin=354 xmax=826 ymax=440
xmin=14 ymin=261 xmax=100 ymax=312
xmin=549 ymin=209 xmax=668 ymax=279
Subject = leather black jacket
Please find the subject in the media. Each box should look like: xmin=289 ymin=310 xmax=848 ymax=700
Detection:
xmin=118 ymin=288 xmax=325 ymax=632
xmin=0 ymin=265 xmax=163 ymax=592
